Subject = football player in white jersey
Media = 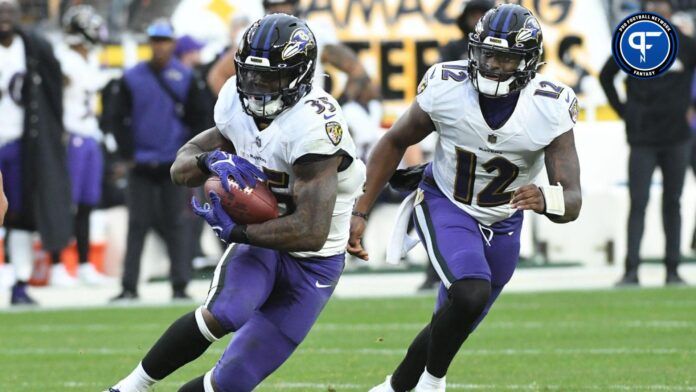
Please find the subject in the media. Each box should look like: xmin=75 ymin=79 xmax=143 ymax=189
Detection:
xmin=348 ymin=5 xmax=582 ymax=392
xmin=107 ymin=14 xmax=365 ymax=392
xmin=52 ymin=5 xmax=110 ymax=286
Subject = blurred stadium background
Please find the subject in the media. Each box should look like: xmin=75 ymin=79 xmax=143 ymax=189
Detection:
xmin=0 ymin=0 xmax=695 ymax=390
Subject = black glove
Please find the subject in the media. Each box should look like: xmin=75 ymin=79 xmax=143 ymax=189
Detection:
xmin=389 ymin=163 xmax=429 ymax=192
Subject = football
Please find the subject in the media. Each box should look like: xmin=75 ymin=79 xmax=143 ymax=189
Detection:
xmin=204 ymin=176 xmax=279 ymax=224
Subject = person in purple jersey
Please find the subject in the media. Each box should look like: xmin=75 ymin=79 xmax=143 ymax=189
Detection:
xmin=106 ymin=14 xmax=365 ymax=392
xmin=349 ymin=5 xmax=582 ymax=392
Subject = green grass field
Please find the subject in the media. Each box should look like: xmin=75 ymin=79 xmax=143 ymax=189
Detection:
xmin=1 ymin=287 xmax=695 ymax=391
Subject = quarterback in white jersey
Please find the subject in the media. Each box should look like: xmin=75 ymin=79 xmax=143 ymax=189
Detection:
xmin=107 ymin=14 xmax=365 ymax=392
xmin=349 ymin=5 xmax=582 ymax=392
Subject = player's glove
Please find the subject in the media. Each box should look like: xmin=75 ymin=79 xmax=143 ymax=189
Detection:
xmin=191 ymin=192 xmax=238 ymax=244
xmin=200 ymin=151 xmax=267 ymax=191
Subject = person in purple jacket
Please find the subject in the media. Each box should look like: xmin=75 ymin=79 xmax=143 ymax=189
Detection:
xmin=105 ymin=19 xmax=194 ymax=301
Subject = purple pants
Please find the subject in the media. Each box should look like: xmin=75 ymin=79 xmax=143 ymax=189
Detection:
xmin=0 ymin=141 xmax=23 ymax=213
xmin=204 ymin=244 xmax=345 ymax=392
xmin=413 ymin=179 xmax=523 ymax=332
xmin=67 ymin=134 xmax=103 ymax=206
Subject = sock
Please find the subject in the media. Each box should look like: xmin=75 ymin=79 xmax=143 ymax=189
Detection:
xmin=75 ymin=204 xmax=92 ymax=264
xmin=391 ymin=324 xmax=432 ymax=392
xmin=113 ymin=362 xmax=158 ymax=392
xmin=51 ymin=251 xmax=61 ymax=265
xmin=426 ymin=279 xmax=490 ymax=377
xmin=7 ymin=230 xmax=33 ymax=281
xmin=417 ymin=369 xmax=445 ymax=388
xmin=141 ymin=310 xmax=215 ymax=380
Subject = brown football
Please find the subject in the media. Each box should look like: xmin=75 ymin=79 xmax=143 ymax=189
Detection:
xmin=204 ymin=176 xmax=279 ymax=224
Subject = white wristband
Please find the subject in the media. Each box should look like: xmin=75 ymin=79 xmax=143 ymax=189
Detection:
xmin=539 ymin=183 xmax=565 ymax=216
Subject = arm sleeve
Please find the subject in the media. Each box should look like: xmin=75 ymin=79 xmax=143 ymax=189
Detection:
xmin=599 ymin=57 xmax=625 ymax=118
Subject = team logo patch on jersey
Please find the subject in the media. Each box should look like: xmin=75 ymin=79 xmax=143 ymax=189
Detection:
xmin=417 ymin=74 xmax=429 ymax=95
xmin=569 ymin=97 xmax=578 ymax=124
xmin=325 ymin=121 xmax=343 ymax=146
xmin=282 ymin=28 xmax=316 ymax=60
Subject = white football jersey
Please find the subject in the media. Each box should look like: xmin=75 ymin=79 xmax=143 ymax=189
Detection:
xmin=417 ymin=61 xmax=578 ymax=226
xmin=215 ymin=77 xmax=366 ymax=258
xmin=0 ymin=36 xmax=26 ymax=146
xmin=56 ymin=46 xmax=106 ymax=140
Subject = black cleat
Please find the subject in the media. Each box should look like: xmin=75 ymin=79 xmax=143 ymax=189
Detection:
xmin=666 ymin=272 xmax=687 ymax=286
xmin=11 ymin=283 xmax=38 ymax=306
xmin=615 ymin=272 xmax=639 ymax=287
xmin=172 ymin=289 xmax=192 ymax=301
xmin=110 ymin=290 xmax=139 ymax=303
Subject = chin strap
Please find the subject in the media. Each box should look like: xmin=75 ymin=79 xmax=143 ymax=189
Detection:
xmin=539 ymin=183 xmax=565 ymax=216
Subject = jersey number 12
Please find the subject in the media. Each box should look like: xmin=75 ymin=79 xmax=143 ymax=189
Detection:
xmin=453 ymin=147 xmax=519 ymax=207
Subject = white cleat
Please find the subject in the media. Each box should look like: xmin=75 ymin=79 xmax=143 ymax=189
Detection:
xmin=50 ymin=264 xmax=77 ymax=287
xmin=104 ymin=383 xmax=148 ymax=392
xmin=414 ymin=371 xmax=446 ymax=392
xmin=369 ymin=375 xmax=396 ymax=392
xmin=79 ymin=263 xmax=112 ymax=285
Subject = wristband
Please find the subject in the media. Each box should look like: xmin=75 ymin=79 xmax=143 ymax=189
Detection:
xmin=539 ymin=183 xmax=565 ymax=216
xmin=229 ymin=224 xmax=250 ymax=244
xmin=196 ymin=152 xmax=211 ymax=175
xmin=351 ymin=210 xmax=369 ymax=221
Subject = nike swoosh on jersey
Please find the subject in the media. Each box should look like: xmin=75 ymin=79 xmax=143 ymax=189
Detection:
xmin=315 ymin=281 xmax=333 ymax=288
xmin=324 ymin=114 xmax=336 ymax=120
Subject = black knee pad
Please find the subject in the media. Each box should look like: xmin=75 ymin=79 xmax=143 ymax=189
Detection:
xmin=447 ymin=279 xmax=491 ymax=321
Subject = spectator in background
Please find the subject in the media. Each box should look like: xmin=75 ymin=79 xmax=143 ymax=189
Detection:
xmin=439 ymin=0 xmax=494 ymax=62
xmin=205 ymin=14 xmax=250 ymax=97
xmin=104 ymin=19 xmax=196 ymax=302
xmin=600 ymin=0 xmax=696 ymax=286
xmin=50 ymin=4 xmax=111 ymax=287
xmin=0 ymin=0 xmax=73 ymax=305
xmin=174 ymin=34 xmax=203 ymax=69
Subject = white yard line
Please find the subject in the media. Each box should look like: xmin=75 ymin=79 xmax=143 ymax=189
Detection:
xmin=3 ymin=320 xmax=694 ymax=333
xmin=1 ymin=347 xmax=694 ymax=356
xmin=4 ymin=381 xmax=693 ymax=391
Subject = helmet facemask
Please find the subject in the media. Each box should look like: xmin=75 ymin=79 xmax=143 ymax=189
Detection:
xmin=468 ymin=40 xmax=540 ymax=97
xmin=235 ymin=56 xmax=313 ymax=120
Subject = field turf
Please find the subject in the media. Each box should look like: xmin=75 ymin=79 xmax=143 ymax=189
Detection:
xmin=1 ymin=287 xmax=695 ymax=391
